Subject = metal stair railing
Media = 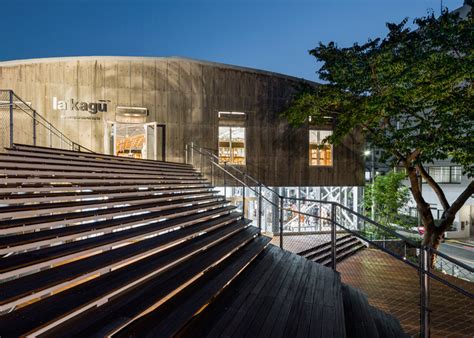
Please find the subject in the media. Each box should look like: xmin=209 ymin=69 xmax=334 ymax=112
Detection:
xmin=0 ymin=89 xmax=93 ymax=152
xmin=186 ymin=142 xmax=474 ymax=338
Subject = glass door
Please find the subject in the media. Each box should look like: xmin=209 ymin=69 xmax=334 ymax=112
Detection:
xmin=105 ymin=122 xmax=163 ymax=160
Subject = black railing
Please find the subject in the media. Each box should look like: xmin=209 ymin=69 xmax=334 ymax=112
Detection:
xmin=186 ymin=142 xmax=474 ymax=338
xmin=0 ymin=90 xmax=92 ymax=152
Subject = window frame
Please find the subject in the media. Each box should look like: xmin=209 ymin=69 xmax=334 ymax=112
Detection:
xmin=218 ymin=126 xmax=246 ymax=165
xmin=308 ymin=129 xmax=333 ymax=167
xmin=424 ymin=166 xmax=462 ymax=184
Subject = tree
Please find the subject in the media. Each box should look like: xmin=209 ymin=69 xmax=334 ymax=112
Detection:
xmin=283 ymin=7 xmax=474 ymax=254
xmin=364 ymin=171 xmax=411 ymax=229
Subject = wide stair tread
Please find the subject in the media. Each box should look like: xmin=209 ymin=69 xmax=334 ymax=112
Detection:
xmin=49 ymin=235 xmax=271 ymax=338
xmin=0 ymin=145 xmax=406 ymax=338
xmin=0 ymin=219 xmax=255 ymax=336
xmin=177 ymin=245 xmax=346 ymax=338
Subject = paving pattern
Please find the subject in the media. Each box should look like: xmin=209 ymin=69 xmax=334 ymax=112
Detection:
xmin=337 ymin=249 xmax=474 ymax=337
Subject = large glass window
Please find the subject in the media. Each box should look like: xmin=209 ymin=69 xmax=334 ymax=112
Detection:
xmin=427 ymin=166 xmax=462 ymax=183
xmin=218 ymin=126 xmax=246 ymax=165
xmin=309 ymin=130 xmax=333 ymax=166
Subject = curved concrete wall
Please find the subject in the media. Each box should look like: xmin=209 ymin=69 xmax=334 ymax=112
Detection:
xmin=0 ymin=56 xmax=364 ymax=186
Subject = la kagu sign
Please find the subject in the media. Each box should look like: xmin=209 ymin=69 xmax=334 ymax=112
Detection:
xmin=52 ymin=97 xmax=110 ymax=114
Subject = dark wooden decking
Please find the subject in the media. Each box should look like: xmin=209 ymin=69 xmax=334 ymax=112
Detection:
xmin=0 ymin=145 xmax=408 ymax=337
xmin=161 ymin=245 xmax=346 ymax=338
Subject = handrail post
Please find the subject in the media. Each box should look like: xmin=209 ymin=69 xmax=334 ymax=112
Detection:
xmin=420 ymin=246 xmax=430 ymax=338
xmin=210 ymin=159 xmax=214 ymax=186
xmin=190 ymin=142 xmax=194 ymax=166
xmin=279 ymin=196 xmax=284 ymax=249
xmin=32 ymin=110 xmax=37 ymax=146
xmin=199 ymin=147 xmax=203 ymax=173
xmin=223 ymin=162 xmax=227 ymax=200
xmin=185 ymin=144 xmax=188 ymax=164
xmin=9 ymin=90 xmax=13 ymax=147
xmin=258 ymin=184 xmax=262 ymax=232
xmin=331 ymin=203 xmax=337 ymax=270
xmin=242 ymin=184 xmax=246 ymax=216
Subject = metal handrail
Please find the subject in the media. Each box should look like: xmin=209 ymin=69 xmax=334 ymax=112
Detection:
xmin=0 ymin=90 xmax=93 ymax=153
xmin=188 ymin=142 xmax=421 ymax=248
xmin=334 ymin=220 xmax=473 ymax=299
xmin=186 ymin=140 xmax=474 ymax=337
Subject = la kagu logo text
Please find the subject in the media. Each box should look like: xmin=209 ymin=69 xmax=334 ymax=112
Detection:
xmin=52 ymin=97 xmax=110 ymax=114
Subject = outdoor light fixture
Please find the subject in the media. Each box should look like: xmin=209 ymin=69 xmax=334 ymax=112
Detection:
xmin=116 ymin=106 xmax=149 ymax=117
xmin=364 ymin=150 xmax=371 ymax=156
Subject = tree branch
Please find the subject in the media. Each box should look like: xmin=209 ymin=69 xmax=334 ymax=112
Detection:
xmin=406 ymin=166 xmax=435 ymax=226
xmin=416 ymin=163 xmax=450 ymax=211
xmin=447 ymin=180 xmax=474 ymax=218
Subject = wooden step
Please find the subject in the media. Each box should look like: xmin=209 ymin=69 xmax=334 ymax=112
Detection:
xmin=11 ymin=143 xmax=191 ymax=168
xmin=0 ymin=203 xmax=235 ymax=278
xmin=0 ymin=191 xmax=220 ymax=221
xmin=0 ymin=196 xmax=225 ymax=236
xmin=0 ymin=182 xmax=211 ymax=197
xmin=304 ymin=235 xmax=357 ymax=260
xmin=0 ymin=202 xmax=232 ymax=255
xmin=298 ymin=233 xmax=352 ymax=257
xmin=0 ymin=210 xmax=242 ymax=311
xmin=0 ymin=151 xmax=197 ymax=174
xmin=0 ymin=158 xmax=200 ymax=177
xmin=47 ymin=233 xmax=269 ymax=338
xmin=0 ymin=220 xmax=255 ymax=337
xmin=179 ymin=246 xmax=346 ymax=338
xmin=0 ymin=186 xmax=214 ymax=205
xmin=315 ymin=239 xmax=365 ymax=265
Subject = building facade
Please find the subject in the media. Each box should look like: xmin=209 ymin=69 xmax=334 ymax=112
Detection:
xmin=0 ymin=56 xmax=364 ymax=188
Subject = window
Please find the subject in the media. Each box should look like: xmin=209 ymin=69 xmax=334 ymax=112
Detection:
xmin=426 ymin=166 xmax=462 ymax=184
xmin=218 ymin=126 xmax=246 ymax=165
xmin=309 ymin=130 xmax=333 ymax=166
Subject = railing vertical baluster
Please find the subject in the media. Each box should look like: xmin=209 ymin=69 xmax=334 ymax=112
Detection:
xmin=33 ymin=110 xmax=37 ymax=146
xmin=223 ymin=162 xmax=227 ymax=200
xmin=210 ymin=160 xmax=214 ymax=186
xmin=279 ymin=196 xmax=284 ymax=249
xmin=258 ymin=184 xmax=262 ymax=232
xmin=9 ymin=91 xmax=13 ymax=147
xmin=200 ymin=147 xmax=203 ymax=173
xmin=331 ymin=203 xmax=337 ymax=270
xmin=49 ymin=125 xmax=52 ymax=147
xmin=420 ymin=246 xmax=430 ymax=338
xmin=242 ymin=184 xmax=246 ymax=216
xmin=185 ymin=144 xmax=188 ymax=164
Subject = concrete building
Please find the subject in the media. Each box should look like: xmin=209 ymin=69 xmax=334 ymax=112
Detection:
xmin=0 ymin=56 xmax=365 ymax=233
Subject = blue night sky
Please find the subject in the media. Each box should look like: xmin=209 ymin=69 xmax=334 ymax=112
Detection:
xmin=0 ymin=0 xmax=464 ymax=81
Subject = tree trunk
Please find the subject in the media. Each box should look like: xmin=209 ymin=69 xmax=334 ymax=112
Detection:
xmin=422 ymin=220 xmax=445 ymax=267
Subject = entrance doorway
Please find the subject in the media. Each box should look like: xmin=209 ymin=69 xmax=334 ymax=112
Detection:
xmin=105 ymin=122 xmax=165 ymax=161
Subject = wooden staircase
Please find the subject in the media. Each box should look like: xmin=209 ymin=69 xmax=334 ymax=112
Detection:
xmin=0 ymin=144 xmax=406 ymax=337
xmin=298 ymin=234 xmax=366 ymax=266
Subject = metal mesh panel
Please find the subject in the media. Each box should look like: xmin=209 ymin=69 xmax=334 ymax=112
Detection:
xmin=428 ymin=273 xmax=474 ymax=337
xmin=186 ymin=143 xmax=473 ymax=338
xmin=337 ymin=247 xmax=422 ymax=336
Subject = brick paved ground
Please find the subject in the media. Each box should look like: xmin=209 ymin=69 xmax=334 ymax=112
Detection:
xmin=337 ymin=249 xmax=474 ymax=338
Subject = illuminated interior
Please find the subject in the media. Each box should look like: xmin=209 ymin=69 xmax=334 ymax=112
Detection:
xmin=115 ymin=124 xmax=146 ymax=159
xmin=309 ymin=130 xmax=333 ymax=166
xmin=218 ymin=126 xmax=246 ymax=165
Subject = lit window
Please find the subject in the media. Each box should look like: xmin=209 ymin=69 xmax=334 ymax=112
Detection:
xmin=218 ymin=127 xmax=246 ymax=165
xmin=309 ymin=130 xmax=333 ymax=166
xmin=427 ymin=166 xmax=462 ymax=183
